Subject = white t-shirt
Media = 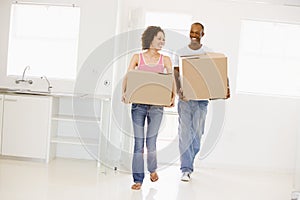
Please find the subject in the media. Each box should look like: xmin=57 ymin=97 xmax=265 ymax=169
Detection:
xmin=173 ymin=45 xmax=212 ymax=67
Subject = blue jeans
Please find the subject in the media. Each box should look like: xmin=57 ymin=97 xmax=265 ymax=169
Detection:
xmin=178 ymin=100 xmax=208 ymax=173
xmin=131 ymin=103 xmax=163 ymax=184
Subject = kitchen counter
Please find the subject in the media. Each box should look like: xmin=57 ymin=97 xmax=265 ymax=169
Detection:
xmin=0 ymin=87 xmax=111 ymax=100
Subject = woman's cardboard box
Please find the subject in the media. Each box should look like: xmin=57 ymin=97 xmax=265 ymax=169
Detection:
xmin=124 ymin=70 xmax=173 ymax=106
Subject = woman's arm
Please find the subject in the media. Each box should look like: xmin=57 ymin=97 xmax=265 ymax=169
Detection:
xmin=163 ymin=55 xmax=172 ymax=73
xmin=122 ymin=54 xmax=138 ymax=103
xmin=163 ymin=56 xmax=175 ymax=107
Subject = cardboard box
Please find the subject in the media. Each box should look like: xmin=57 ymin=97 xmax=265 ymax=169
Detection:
xmin=124 ymin=70 xmax=173 ymax=106
xmin=180 ymin=52 xmax=228 ymax=100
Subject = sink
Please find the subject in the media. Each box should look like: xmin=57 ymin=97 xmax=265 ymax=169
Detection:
xmin=0 ymin=88 xmax=18 ymax=92
xmin=0 ymin=88 xmax=50 ymax=96
xmin=14 ymin=89 xmax=51 ymax=96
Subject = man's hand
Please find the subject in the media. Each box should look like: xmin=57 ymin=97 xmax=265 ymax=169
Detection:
xmin=179 ymin=88 xmax=188 ymax=101
xmin=226 ymin=86 xmax=230 ymax=99
xmin=226 ymin=78 xmax=231 ymax=99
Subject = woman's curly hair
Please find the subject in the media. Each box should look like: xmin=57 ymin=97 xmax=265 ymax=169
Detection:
xmin=141 ymin=26 xmax=165 ymax=50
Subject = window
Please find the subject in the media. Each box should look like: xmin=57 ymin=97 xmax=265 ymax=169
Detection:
xmin=7 ymin=3 xmax=80 ymax=79
xmin=236 ymin=19 xmax=300 ymax=97
xmin=145 ymin=12 xmax=192 ymax=36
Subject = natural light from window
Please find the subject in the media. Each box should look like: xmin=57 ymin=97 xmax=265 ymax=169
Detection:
xmin=7 ymin=4 xmax=80 ymax=79
xmin=145 ymin=12 xmax=192 ymax=36
xmin=236 ymin=19 xmax=300 ymax=97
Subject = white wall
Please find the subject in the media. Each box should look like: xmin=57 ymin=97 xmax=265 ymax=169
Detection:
xmin=0 ymin=0 xmax=118 ymax=94
xmin=115 ymin=0 xmax=300 ymax=172
xmin=1 ymin=0 xmax=300 ymax=173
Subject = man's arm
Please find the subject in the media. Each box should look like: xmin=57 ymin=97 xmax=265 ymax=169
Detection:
xmin=174 ymin=66 xmax=188 ymax=101
xmin=173 ymin=66 xmax=181 ymax=94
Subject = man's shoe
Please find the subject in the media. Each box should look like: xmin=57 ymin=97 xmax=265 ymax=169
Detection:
xmin=181 ymin=172 xmax=191 ymax=182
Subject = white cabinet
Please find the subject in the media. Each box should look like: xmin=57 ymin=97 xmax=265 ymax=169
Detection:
xmin=49 ymin=95 xmax=111 ymax=166
xmin=293 ymin=126 xmax=300 ymax=194
xmin=0 ymin=92 xmax=111 ymax=166
xmin=0 ymin=94 xmax=3 ymax=154
xmin=1 ymin=94 xmax=52 ymax=160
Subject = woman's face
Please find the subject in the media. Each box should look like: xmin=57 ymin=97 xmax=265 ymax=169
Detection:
xmin=150 ymin=31 xmax=165 ymax=50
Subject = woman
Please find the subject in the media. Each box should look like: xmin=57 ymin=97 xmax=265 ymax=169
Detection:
xmin=122 ymin=26 xmax=174 ymax=190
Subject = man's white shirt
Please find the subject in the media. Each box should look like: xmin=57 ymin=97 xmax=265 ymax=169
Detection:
xmin=173 ymin=45 xmax=212 ymax=67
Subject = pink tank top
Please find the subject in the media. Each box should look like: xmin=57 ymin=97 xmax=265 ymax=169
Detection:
xmin=137 ymin=53 xmax=164 ymax=73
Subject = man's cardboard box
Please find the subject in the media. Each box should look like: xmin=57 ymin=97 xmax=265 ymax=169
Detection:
xmin=124 ymin=70 xmax=173 ymax=106
xmin=179 ymin=52 xmax=228 ymax=100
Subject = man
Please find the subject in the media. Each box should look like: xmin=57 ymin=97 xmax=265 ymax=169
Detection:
xmin=174 ymin=22 xmax=230 ymax=182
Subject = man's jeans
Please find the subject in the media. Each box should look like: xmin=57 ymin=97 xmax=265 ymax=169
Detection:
xmin=131 ymin=103 xmax=163 ymax=183
xmin=178 ymin=100 xmax=208 ymax=173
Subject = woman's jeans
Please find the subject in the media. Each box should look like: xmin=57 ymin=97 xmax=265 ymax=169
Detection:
xmin=178 ymin=100 xmax=208 ymax=173
xmin=131 ymin=103 xmax=163 ymax=184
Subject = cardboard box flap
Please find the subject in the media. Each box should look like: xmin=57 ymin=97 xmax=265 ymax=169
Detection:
xmin=181 ymin=52 xmax=225 ymax=59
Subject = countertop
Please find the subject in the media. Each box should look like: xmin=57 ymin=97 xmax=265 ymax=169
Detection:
xmin=0 ymin=87 xmax=111 ymax=100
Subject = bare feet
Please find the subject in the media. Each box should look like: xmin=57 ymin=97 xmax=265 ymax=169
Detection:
xmin=131 ymin=182 xmax=142 ymax=190
xmin=150 ymin=172 xmax=159 ymax=182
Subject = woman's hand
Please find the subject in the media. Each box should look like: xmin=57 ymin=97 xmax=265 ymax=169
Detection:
xmin=121 ymin=92 xmax=127 ymax=103
xmin=169 ymin=94 xmax=175 ymax=107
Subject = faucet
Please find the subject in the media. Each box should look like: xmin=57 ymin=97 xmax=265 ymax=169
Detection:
xmin=41 ymin=75 xmax=52 ymax=92
xmin=15 ymin=65 xmax=33 ymax=84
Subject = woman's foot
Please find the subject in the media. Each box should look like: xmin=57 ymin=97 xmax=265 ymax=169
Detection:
xmin=131 ymin=182 xmax=142 ymax=190
xmin=150 ymin=172 xmax=159 ymax=182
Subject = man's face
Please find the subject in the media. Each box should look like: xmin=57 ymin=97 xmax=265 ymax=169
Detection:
xmin=190 ymin=24 xmax=203 ymax=44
